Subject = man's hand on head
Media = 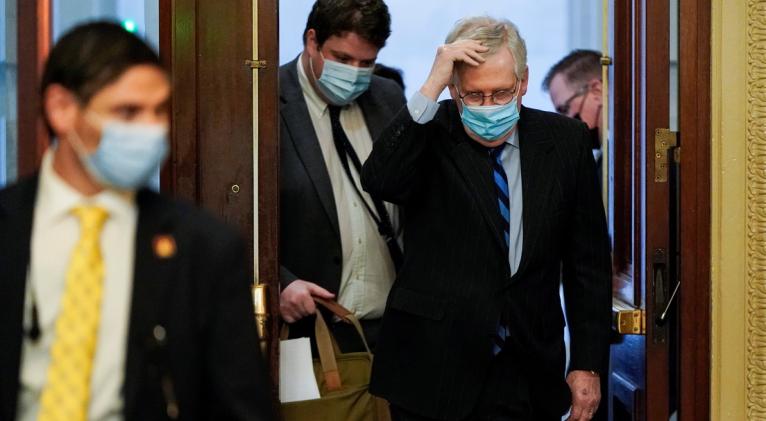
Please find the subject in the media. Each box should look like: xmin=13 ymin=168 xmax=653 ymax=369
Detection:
xmin=279 ymin=280 xmax=335 ymax=323
xmin=420 ymin=40 xmax=489 ymax=101
xmin=566 ymin=370 xmax=601 ymax=421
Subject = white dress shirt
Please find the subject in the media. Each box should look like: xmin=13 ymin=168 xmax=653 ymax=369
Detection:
xmin=297 ymin=55 xmax=397 ymax=319
xmin=17 ymin=149 xmax=137 ymax=421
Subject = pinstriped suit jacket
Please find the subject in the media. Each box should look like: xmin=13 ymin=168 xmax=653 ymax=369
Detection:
xmin=362 ymin=102 xmax=612 ymax=420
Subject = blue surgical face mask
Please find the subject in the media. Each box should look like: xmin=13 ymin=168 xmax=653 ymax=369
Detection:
xmin=460 ymin=97 xmax=521 ymax=141
xmin=311 ymin=52 xmax=373 ymax=105
xmin=69 ymin=116 xmax=169 ymax=191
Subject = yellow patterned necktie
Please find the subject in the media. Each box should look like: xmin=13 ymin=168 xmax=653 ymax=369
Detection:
xmin=38 ymin=205 xmax=109 ymax=421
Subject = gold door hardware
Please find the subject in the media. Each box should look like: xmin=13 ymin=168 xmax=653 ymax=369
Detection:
xmin=612 ymin=297 xmax=645 ymax=335
xmin=252 ymin=283 xmax=270 ymax=357
xmin=246 ymin=59 xmax=268 ymax=69
xmin=654 ymin=128 xmax=679 ymax=182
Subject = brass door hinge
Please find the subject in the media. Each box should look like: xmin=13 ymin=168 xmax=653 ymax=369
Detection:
xmin=654 ymin=128 xmax=678 ymax=182
xmin=612 ymin=297 xmax=645 ymax=335
xmin=246 ymin=59 xmax=268 ymax=69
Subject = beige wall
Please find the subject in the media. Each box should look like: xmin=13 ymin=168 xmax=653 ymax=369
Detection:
xmin=710 ymin=0 xmax=765 ymax=419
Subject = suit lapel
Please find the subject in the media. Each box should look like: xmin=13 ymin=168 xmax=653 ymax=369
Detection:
xmin=513 ymin=107 xmax=555 ymax=280
xmin=280 ymin=57 xmax=340 ymax=238
xmin=357 ymin=85 xmax=391 ymax=141
xmin=0 ymin=176 xmax=38 ymax=420
xmin=443 ymin=103 xmax=507 ymax=252
xmin=123 ymin=190 xmax=177 ymax=418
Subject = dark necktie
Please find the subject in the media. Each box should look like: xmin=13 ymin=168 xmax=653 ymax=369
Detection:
xmin=327 ymin=105 xmax=403 ymax=270
xmin=491 ymin=144 xmax=510 ymax=248
xmin=490 ymin=144 xmax=510 ymax=354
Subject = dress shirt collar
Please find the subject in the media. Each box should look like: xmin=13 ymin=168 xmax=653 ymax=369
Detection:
xmin=297 ymin=53 xmax=330 ymax=118
xmin=36 ymin=146 xmax=136 ymax=228
xmin=507 ymin=128 xmax=520 ymax=149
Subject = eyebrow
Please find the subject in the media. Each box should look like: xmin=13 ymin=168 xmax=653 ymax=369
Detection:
xmin=464 ymin=85 xmax=518 ymax=94
xmin=329 ymin=49 xmax=377 ymax=63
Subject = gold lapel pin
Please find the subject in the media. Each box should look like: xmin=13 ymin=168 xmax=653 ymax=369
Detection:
xmin=153 ymin=235 xmax=177 ymax=259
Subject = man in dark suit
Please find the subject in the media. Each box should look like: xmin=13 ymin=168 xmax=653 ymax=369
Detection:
xmin=543 ymin=50 xmax=605 ymax=184
xmin=0 ymin=22 xmax=273 ymax=421
xmin=362 ymin=16 xmax=611 ymax=421
xmin=279 ymin=0 xmax=405 ymax=351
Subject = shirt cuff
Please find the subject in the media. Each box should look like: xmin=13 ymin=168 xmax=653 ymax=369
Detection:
xmin=407 ymin=91 xmax=440 ymax=124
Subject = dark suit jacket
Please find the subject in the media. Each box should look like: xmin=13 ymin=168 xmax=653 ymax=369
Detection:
xmin=362 ymin=102 xmax=612 ymax=420
xmin=279 ymin=56 xmax=404 ymax=324
xmin=0 ymin=176 xmax=274 ymax=421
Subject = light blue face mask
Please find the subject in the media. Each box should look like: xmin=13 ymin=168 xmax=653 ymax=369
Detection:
xmin=312 ymin=52 xmax=373 ymax=105
xmin=71 ymin=118 xmax=169 ymax=190
xmin=460 ymin=97 xmax=521 ymax=141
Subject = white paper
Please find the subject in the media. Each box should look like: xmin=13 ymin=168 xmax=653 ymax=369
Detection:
xmin=279 ymin=338 xmax=321 ymax=403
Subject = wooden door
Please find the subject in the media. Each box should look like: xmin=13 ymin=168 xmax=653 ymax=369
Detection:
xmin=607 ymin=0 xmax=712 ymax=418
xmin=159 ymin=0 xmax=281 ymax=396
xmin=607 ymin=0 xmax=674 ymax=419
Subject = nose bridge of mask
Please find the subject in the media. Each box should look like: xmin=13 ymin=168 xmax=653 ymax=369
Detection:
xmin=320 ymin=52 xmax=373 ymax=77
xmin=101 ymin=119 xmax=169 ymax=139
xmin=321 ymin=56 xmax=372 ymax=92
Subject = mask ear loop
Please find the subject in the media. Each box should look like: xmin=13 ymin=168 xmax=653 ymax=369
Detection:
xmin=64 ymin=110 xmax=104 ymax=156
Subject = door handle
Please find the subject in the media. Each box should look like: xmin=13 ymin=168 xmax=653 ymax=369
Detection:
xmin=656 ymin=280 xmax=680 ymax=326
xmin=652 ymin=248 xmax=669 ymax=344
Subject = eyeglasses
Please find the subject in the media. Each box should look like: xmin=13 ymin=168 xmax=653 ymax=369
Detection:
xmin=458 ymin=83 xmax=519 ymax=107
xmin=555 ymin=85 xmax=589 ymax=115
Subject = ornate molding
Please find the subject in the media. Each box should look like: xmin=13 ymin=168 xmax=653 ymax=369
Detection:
xmin=746 ymin=0 xmax=766 ymax=418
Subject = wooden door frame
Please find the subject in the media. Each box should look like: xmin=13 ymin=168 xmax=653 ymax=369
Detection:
xmin=254 ymin=0 xmax=281 ymax=388
xmin=610 ymin=0 xmax=711 ymax=418
xmin=16 ymin=0 xmax=50 ymax=177
xmin=677 ymin=0 xmax=711 ymax=419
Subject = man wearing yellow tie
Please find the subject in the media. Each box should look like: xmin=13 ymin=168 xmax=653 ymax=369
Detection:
xmin=0 ymin=22 xmax=274 ymax=421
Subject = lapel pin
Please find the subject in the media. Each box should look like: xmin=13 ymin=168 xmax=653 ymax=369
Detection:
xmin=153 ymin=234 xmax=177 ymax=259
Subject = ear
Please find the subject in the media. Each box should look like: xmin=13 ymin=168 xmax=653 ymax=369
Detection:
xmin=448 ymin=82 xmax=463 ymax=113
xmin=305 ymin=29 xmax=320 ymax=54
xmin=448 ymin=83 xmax=458 ymax=101
xmin=589 ymin=78 xmax=603 ymax=104
xmin=43 ymin=84 xmax=80 ymax=138
xmin=518 ymin=67 xmax=530 ymax=97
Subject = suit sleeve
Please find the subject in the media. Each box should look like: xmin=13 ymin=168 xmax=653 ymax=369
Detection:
xmin=361 ymin=105 xmax=431 ymax=205
xmin=204 ymin=231 xmax=276 ymax=420
xmin=279 ymin=265 xmax=299 ymax=288
xmin=561 ymin=124 xmax=612 ymax=374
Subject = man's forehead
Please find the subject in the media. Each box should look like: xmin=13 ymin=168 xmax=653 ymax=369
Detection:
xmin=548 ymin=73 xmax=576 ymax=100
xmin=89 ymin=65 xmax=169 ymax=106
xmin=322 ymin=32 xmax=379 ymax=60
xmin=455 ymin=50 xmax=517 ymax=90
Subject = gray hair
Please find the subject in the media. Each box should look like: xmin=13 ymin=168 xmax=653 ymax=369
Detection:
xmin=445 ymin=16 xmax=527 ymax=80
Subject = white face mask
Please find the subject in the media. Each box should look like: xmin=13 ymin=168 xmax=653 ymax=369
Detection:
xmin=310 ymin=52 xmax=374 ymax=105
xmin=68 ymin=113 xmax=169 ymax=190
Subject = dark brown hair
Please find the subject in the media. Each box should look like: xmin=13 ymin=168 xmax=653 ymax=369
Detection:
xmin=303 ymin=0 xmax=392 ymax=49
xmin=40 ymin=21 xmax=162 ymax=136
xmin=542 ymin=49 xmax=601 ymax=92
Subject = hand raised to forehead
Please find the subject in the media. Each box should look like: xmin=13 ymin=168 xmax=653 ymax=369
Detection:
xmin=420 ymin=40 xmax=489 ymax=101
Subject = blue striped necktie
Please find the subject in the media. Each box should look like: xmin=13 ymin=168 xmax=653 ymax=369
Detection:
xmin=491 ymin=144 xmax=511 ymax=248
xmin=490 ymin=144 xmax=510 ymax=354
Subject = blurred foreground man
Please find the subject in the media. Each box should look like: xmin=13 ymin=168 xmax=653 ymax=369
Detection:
xmin=279 ymin=0 xmax=405 ymax=351
xmin=363 ymin=17 xmax=611 ymax=421
xmin=0 ymin=22 xmax=273 ymax=421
